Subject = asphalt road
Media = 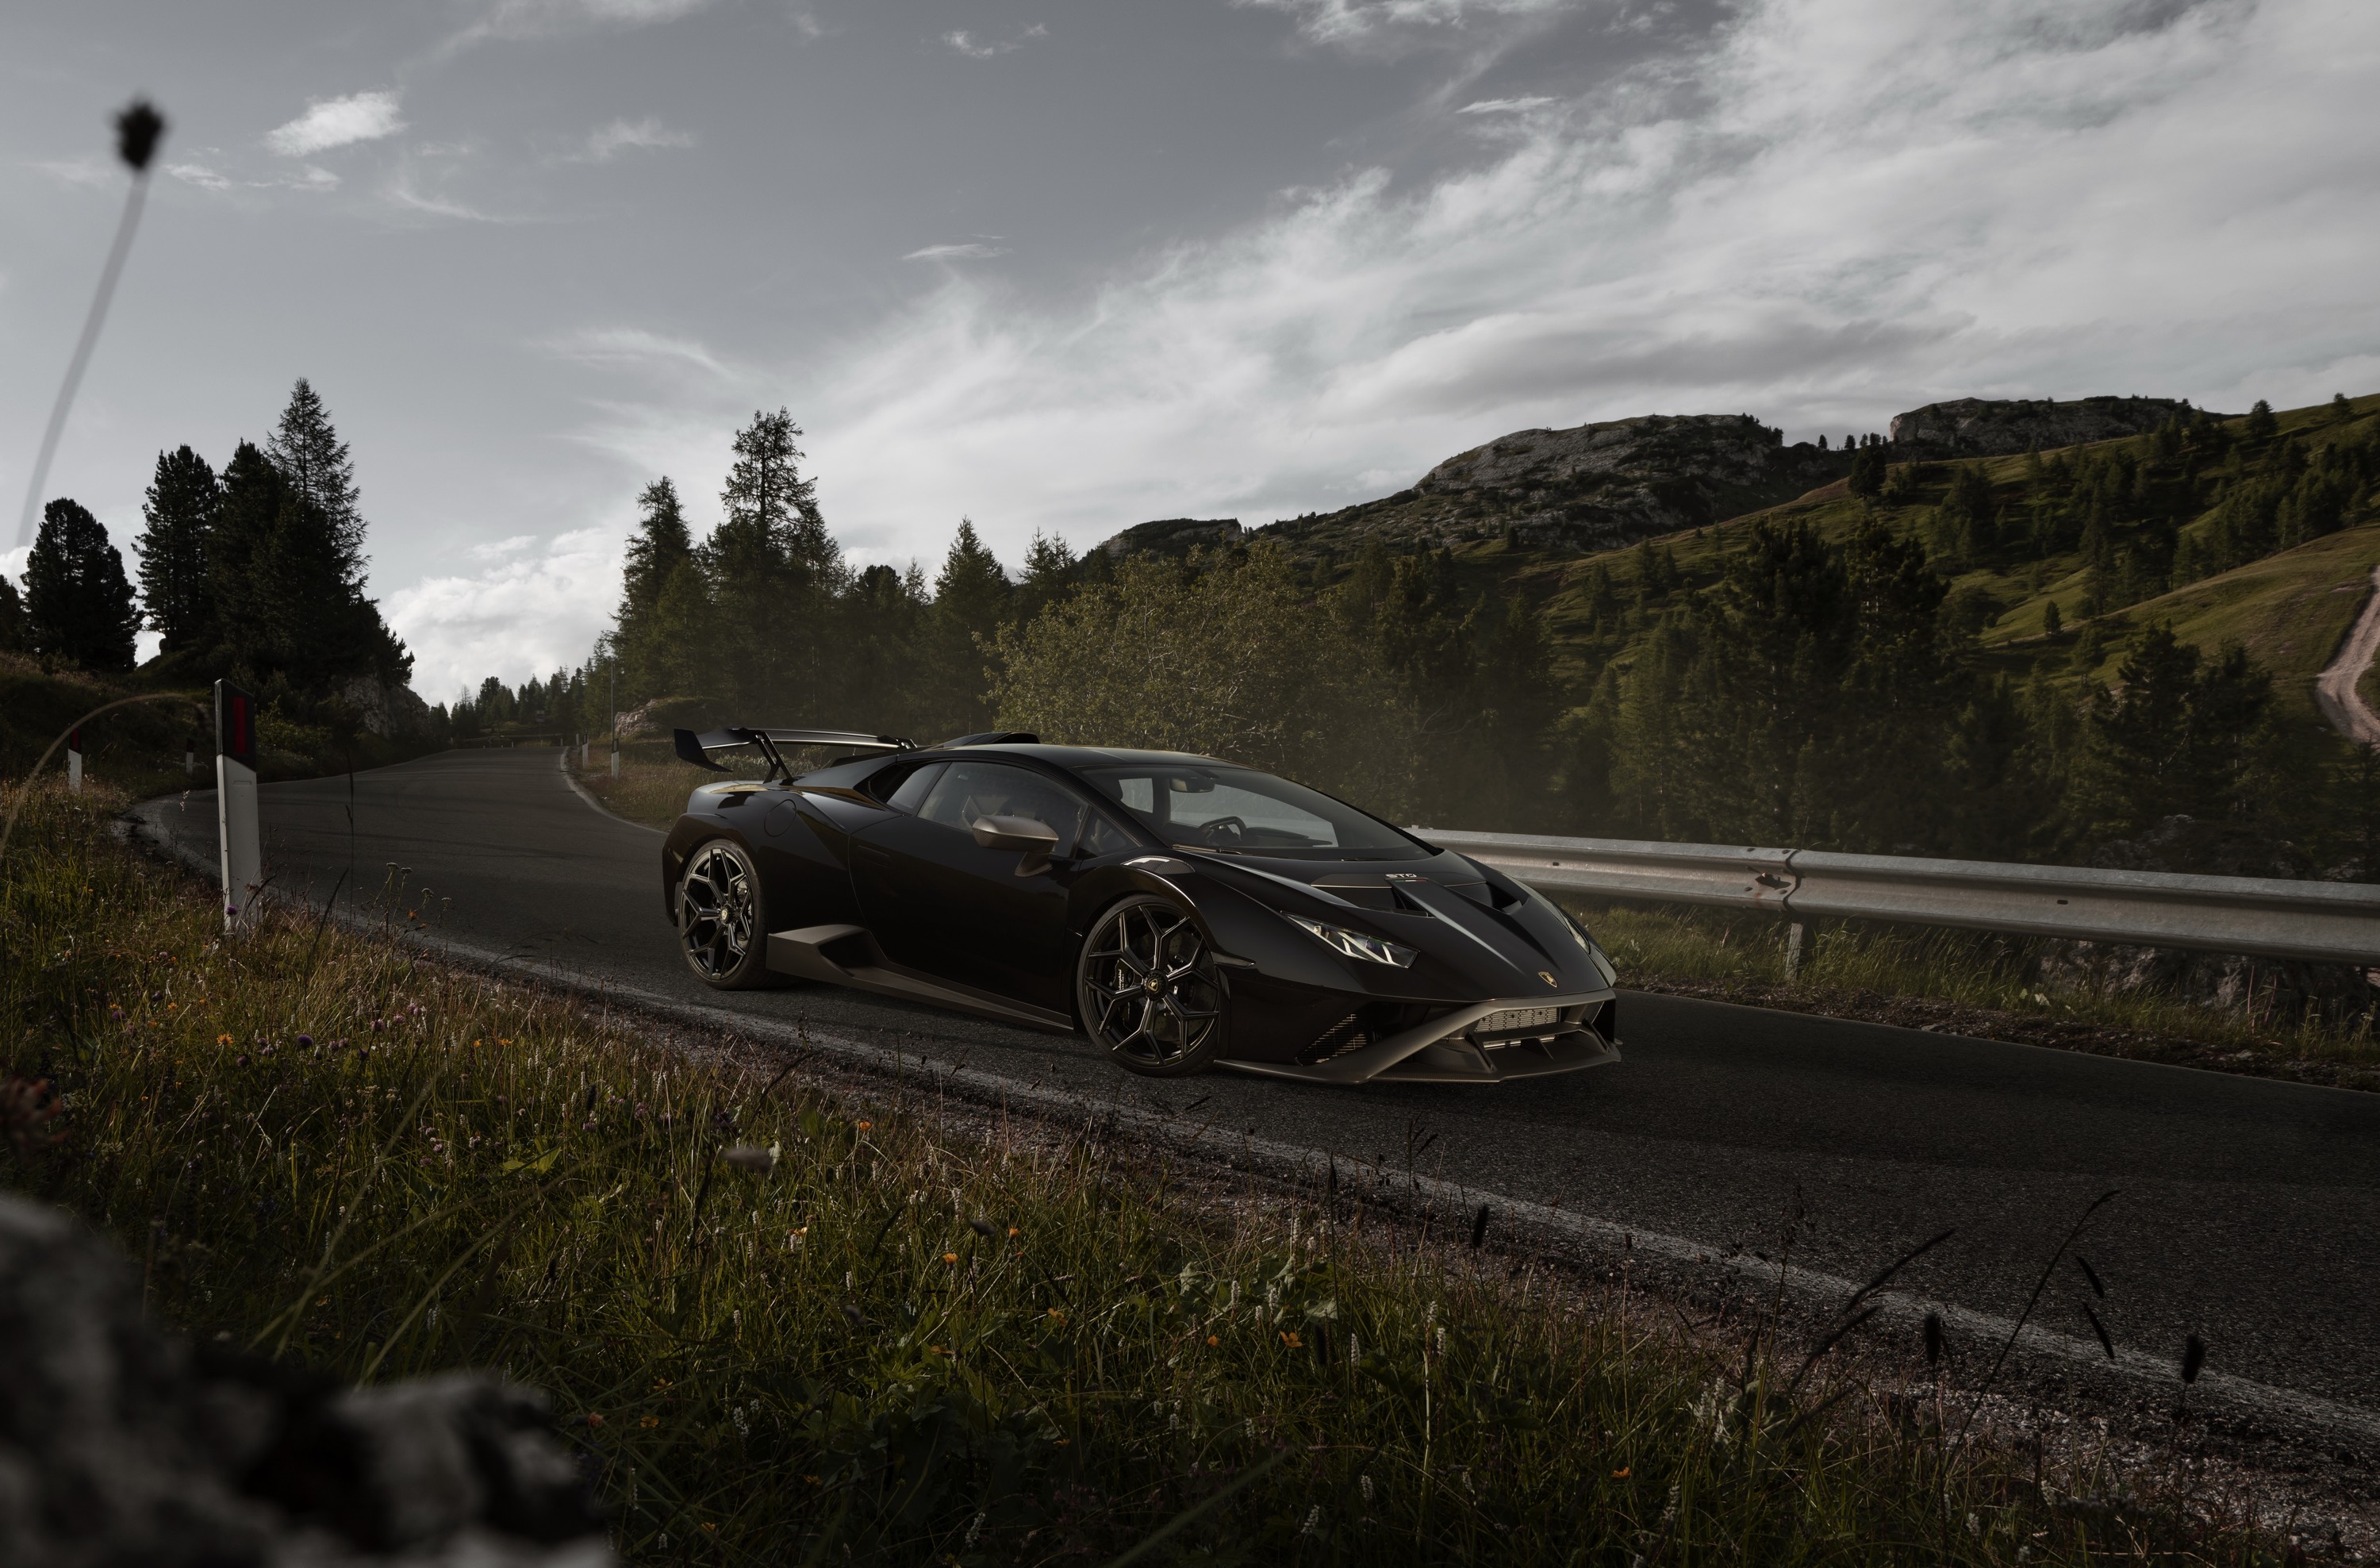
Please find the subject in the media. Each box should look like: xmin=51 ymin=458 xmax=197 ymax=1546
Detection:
xmin=136 ymin=748 xmax=2380 ymax=1424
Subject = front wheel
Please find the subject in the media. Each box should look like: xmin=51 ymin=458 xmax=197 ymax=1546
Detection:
xmin=678 ymin=840 xmax=779 ymax=990
xmin=1077 ymin=894 xmax=1226 ymax=1076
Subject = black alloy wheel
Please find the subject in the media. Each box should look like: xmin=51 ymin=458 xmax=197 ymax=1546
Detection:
xmin=678 ymin=840 xmax=777 ymax=990
xmin=1077 ymin=894 xmax=1226 ymax=1075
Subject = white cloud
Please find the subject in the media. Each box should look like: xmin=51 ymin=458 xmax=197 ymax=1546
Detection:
xmin=578 ymin=117 xmax=697 ymax=162
xmin=166 ymin=162 xmax=232 ymax=190
xmin=547 ymin=326 xmax=739 ymax=381
xmin=32 ymin=156 xmax=114 ymax=188
xmin=1457 ymin=95 xmax=1555 ymax=113
xmin=1242 ymin=0 xmax=1578 ymax=50
xmin=384 ymin=525 xmax=624 ymax=695
xmin=448 ymin=0 xmax=719 ymax=49
xmin=903 ymin=242 xmax=1010 ymax=262
xmin=942 ymin=24 xmax=1048 ymax=58
xmin=266 ymin=90 xmax=405 ymax=156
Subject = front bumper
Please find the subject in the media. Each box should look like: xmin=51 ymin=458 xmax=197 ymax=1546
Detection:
xmin=1219 ymin=992 xmax=1620 ymax=1086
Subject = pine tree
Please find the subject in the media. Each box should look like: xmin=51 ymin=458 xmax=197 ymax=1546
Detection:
xmin=266 ymin=378 xmax=365 ymax=566
xmin=615 ymin=478 xmax=693 ymax=701
xmin=2244 ymin=398 xmax=2278 ymax=442
xmin=136 ymin=445 xmax=219 ymax=653
xmin=0 ymin=574 xmax=27 ymax=652
xmin=708 ymin=409 xmax=841 ymax=710
xmin=25 ymin=498 xmax=139 ymax=671
xmin=923 ymin=521 xmax=1012 ymax=735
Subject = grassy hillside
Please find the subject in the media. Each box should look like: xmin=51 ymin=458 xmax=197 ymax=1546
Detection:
xmin=1388 ymin=392 xmax=2380 ymax=721
xmin=0 ymin=652 xmax=439 ymax=793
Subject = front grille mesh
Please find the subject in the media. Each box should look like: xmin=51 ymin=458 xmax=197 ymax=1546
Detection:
xmin=1299 ymin=1013 xmax=1370 ymax=1066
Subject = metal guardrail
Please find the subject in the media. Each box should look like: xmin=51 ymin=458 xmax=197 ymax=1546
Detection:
xmin=1420 ymin=830 xmax=2380 ymax=967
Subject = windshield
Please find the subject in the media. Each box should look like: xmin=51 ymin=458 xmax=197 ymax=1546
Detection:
xmin=1079 ymin=763 xmax=1426 ymax=859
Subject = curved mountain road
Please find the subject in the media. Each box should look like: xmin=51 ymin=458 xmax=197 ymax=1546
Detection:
xmin=132 ymin=749 xmax=2380 ymax=1435
xmin=2317 ymin=563 xmax=2380 ymax=747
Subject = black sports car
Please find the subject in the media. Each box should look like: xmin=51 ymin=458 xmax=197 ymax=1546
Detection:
xmin=659 ymin=727 xmax=1621 ymax=1085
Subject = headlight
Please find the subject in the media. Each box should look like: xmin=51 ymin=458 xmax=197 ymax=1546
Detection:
xmin=1287 ymin=914 xmax=1418 ymax=968
xmin=1555 ymin=909 xmax=1620 ymax=987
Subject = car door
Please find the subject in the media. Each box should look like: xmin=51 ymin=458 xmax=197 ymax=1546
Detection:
xmin=850 ymin=759 xmax=1096 ymax=1012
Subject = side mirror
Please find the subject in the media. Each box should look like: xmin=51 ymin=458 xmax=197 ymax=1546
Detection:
xmin=972 ymin=813 xmax=1061 ymax=876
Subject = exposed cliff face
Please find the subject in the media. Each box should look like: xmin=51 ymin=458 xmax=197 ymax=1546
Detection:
xmin=1257 ymin=413 xmax=1844 ymax=559
xmin=1099 ymin=517 xmax=1245 ymax=559
xmin=1887 ymin=396 xmax=2213 ymax=459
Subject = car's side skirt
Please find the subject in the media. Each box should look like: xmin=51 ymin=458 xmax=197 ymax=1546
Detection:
xmin=765 ymin=924 xmax=1075 ymax=1035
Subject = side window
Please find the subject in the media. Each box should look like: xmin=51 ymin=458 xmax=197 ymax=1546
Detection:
xmin=881 ymin=762 xmax=946 ymax=814
xmin=918 ymin=762 xmax=1092 ymax=850
xmin=1078 ymin=812 xmax=1138 ymax=859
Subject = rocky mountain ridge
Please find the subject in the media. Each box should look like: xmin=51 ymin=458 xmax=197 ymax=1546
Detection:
xmin=1093 ymin=394 xmax=2234 ymax=563
xmin=1888 ymin=396 xmax=2217 ymax=459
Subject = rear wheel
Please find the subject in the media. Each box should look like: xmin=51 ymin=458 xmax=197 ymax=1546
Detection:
xmin=1077 ymin=894 xmax=1225 ymax=1076
xmin=678 ymin=840 xmax=778 ymax=990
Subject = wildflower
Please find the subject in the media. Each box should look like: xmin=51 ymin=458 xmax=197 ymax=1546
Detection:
xmin=942 ymin=1251 xmax=959 ymax=1264
xmin=1300 ymin=1505 xmax=1322 ymax=1537
xmin=855 ymin=1120 xmax=872 ymax=1132
xmin=1048 ymin=1309 xmax=1065 ymax=1324
xmin=1207 ymin=1335 xmax=1219 ymax=1347
xmin=639 ymin=1416 xmax=660 ymax=1429
xmin=497 ymin=1037 xmax=512 ymax=1045
xmin=700 ymin=1523 xmax=716 ymax=1534
xmin=1611 ymin=1466 xmax=1630 ymax=1479
xmin=216 ymin=1034 xmax=232 ymax=1045
xmin=585 ymin=1413 xmax=605 ymax=1428
xmin=1360 ymin=1474 xmax=1374 ymax=1503
xmin=1280 ymin=1331 xmax=1303 ymax=1349
xmin=295 ymin=1034 xmax=313 ymax=1047
xmin=1008 ymin=1226 xmax=1020 ymax=1237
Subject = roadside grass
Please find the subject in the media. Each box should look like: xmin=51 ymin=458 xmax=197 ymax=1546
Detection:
xmin=570 ymin=740 xmax=765 ymax=831
xmin=0 ymin=781 xmax=2284 ymax=1565
xmin=1569 ymin=898 xmax=2380 ymax=1080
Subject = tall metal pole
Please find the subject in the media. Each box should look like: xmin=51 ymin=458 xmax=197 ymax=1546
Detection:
xmin=609 ymin=654 xmax=620 ymax=778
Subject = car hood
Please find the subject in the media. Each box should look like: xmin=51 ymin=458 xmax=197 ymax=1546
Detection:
xmin=1173 ymin=847 xmax=1606 ymax=1000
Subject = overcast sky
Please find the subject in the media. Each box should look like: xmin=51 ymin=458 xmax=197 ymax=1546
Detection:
xmin=4 ymin=0 xmax=2376 ymax=700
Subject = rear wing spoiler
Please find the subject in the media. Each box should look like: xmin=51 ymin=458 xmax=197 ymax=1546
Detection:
xmin=674 ymin=726 xmax=914 ymax=782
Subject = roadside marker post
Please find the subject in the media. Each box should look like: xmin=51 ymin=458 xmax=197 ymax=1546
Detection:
xmin=184 ymin=732 xmax=196 ymax=777
xmin=66 ymin=728 xmax=83 ymax=792
xmin=214 ymin=678 xmax=262 ymax=930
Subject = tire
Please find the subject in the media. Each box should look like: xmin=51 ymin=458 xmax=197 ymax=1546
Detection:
xmin=676 ymin=839 xmax=779 ymax=990
xmin=1077 ymin=894 xmax=1226 ymax=1076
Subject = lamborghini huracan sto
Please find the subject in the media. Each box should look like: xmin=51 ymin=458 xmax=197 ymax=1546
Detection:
xmin=660 ymin=728 xmax=1621 ymax=1085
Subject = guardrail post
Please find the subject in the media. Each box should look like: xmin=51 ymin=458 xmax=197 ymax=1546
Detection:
xmin=1785 ymin=922 xmax=1806 ymax=981
xmin=66 ymin=727 xmax=83 ymax=792
xmin=214 ymin=678 xmax=261 ymax=930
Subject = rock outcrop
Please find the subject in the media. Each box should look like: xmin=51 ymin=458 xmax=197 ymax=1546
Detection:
xmin=1887 ymin=396 xmax=2213 ymax=459
xmin=0 ymin=1193 xmax=611 ymax=1568
xmin=336 ymin=673 xmax=433 ymax=741
xmin=1099 ymin=517 xmax=1245 ymax=559
xmin=1256 ymin=413 xmax=1844 ymax=559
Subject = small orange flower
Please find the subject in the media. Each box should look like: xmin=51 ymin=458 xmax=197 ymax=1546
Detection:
xmin=216 ymin=1034 xmax=232 ymax=1045
xmin=1611 ymin=1466 xmax=1630 ymax=1479
xmin=1008 ymin=1226 xmax=1020 ymax=1237
xmin=1206 ymin=1335 xmax=1220 ymax=1347
xmin=497 ymin=1037 xmax=512 ymax=1045
xmin=942 ymin=1251 xmax=959 ymax=1264
xmin=586 ymin=1412 xmax=605 ymax=1428
xmin=639 ymin=1415 xmax=660 ymax=1428
xmin=1047 ymin=1309 xmax=1065 ymax=1323
xmin=855 ymin=1120 xmax=872 ymax=1131
xmin=701 ymin=1523 xmax=716 ymax=1534
xmin=1280 ymin=1331 xmax=1303 ymax=1349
